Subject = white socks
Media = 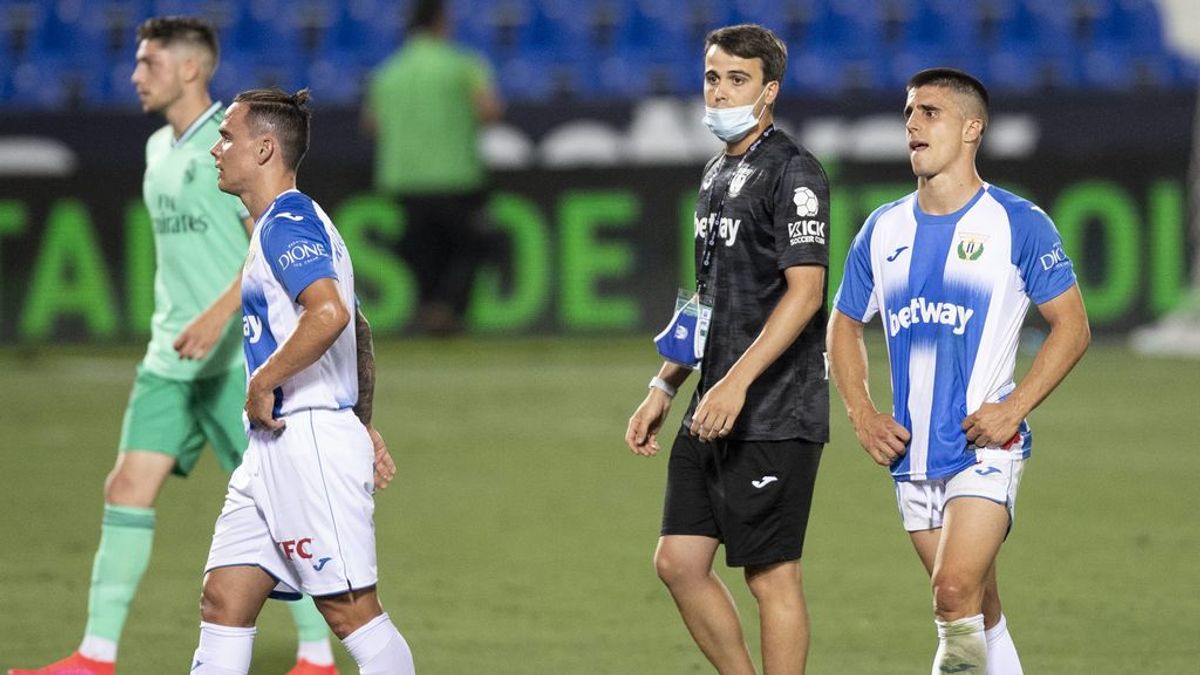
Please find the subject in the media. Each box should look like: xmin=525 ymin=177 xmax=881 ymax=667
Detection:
xmin=297 ymin=638 xmax=335 ymax=666
xmin=933 ymin=614 xmax=987 ymax=674
xmin=191 ymin=622 xmax=255 ymax=674
xmin=78 ymin=635 xmax=117 ymax=662
xmin=985 ymin=614 xmax=1023 ymax=674
xmin=191 ymin=614 xmax=414 ymax=674
xmin=341 ymin=612 xmax=415 ymax=675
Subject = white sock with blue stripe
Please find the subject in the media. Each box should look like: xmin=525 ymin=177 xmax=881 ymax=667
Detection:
xmin=191 ymin=622 xmax=255 ymax=674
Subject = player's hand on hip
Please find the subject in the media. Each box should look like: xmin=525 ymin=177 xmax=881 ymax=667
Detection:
xmin=853 ymin=410 xmax=910 ymax=466
xmin=626 ymin=391 xmax=671 ymax=457
xmin=245 ymin=379 xmax=285 ymax=432
xmin=173 ymin=306 xmax=226 ymax=360
xmin=961 ymin=400 xmax=1023 ymax=449
xmin=689 ymin=377 xmax=746 ymax=443
xmin=368 ymin=425 xmax=396 ymax=491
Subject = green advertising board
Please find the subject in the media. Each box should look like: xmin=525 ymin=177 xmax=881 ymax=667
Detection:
xmin=0 ymin=163 xmax=1188 ymax=341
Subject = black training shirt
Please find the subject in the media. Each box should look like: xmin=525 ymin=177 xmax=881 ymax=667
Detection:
xmin=683 ymin=129 xmax=830 ymax=443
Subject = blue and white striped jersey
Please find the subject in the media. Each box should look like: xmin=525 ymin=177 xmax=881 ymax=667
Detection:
xmin=834 ymin=184 xmax=1076 ymax=481
xmin=241 ymin=190 xmax=359 ymax=423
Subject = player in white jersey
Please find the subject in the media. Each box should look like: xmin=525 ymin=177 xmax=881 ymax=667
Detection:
xmin=193 ymin=88 xmax=414 ymax=675
xmin=8 ymin=18 xmax=340 ymax=675
xmin=828 ymin=69 xmax=1090 ymax=674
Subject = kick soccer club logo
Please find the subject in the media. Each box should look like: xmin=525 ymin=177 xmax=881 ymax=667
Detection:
xmin=956 ymin=233 xmax=988 ymax=261
xmin=792 ymin=187 xmax=819 ymax=217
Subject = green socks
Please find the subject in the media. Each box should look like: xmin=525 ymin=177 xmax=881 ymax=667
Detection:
xmin=83 ymin=504 xmax=156 ymax=643
xmin=81 ymin=504 xmax=330 ymax=657
xmin=288 ymin=595 xmax=332 ymax=643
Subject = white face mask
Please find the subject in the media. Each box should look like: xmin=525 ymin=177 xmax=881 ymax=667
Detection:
xmin=703 ymin=85 xmax=770 ymax=142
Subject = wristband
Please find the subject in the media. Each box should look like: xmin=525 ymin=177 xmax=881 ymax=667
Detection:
xmin=649 ymin=376 xmax=677 ymax=398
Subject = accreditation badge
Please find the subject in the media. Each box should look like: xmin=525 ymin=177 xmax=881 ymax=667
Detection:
xmin=653 ymin=289 xmax=713 ymax=369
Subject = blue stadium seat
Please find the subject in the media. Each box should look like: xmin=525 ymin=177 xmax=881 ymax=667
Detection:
xmin=324 ymin=0 xmax=403 ymax=68
xmin=597 ymin=53 xmax=692 ymax=99
xmin=884 ymin=48 xmax=989 ymax=91
xmin=808 ymin=0 xmax=884 ymax=61
xmin=0 ymin=46 xmax=15 ymax=105
xmin=996 ymin=0 xmax=1071 ymax=57
xmin=102 ymin=57 xmax=135 ymax=105
xmin=535 ymin=0 xmax=631 ymax=67
xmin=5 ymin=59 xmax=66 ymax=109
xmin=897 ymin=0 xmax=985 ymax=55
xmin=0 ymin=2 xmax=44 ymax=62
xmin=212 ymin=47 xmax=304 ymax=100
xmin=227 ymin=0 xmax=302 ymax=66
xmin=305 ymin=53 xmax=366 ymax=105
xmin=496 ymin=53 xmax=557 ymax=101
xmin=1175 ymin=54 xmax=1200 ymax=87
xmin=1079 ymin=0 xmax=1181 ymax=90
xmin=456 ymin=0 xmax=537 ymax=64
xmin=786 ymin=50 xmax=844 ymax=95
xmin=786 ymin=47 xmax=887 ymax=97
xmin=0 ymin=0 xmax=1197 ymax=107
xmin=1093 ymin=0 xmax=1166 ymax=55
xmin=990 ymin=49 xmax=1080 ymax=91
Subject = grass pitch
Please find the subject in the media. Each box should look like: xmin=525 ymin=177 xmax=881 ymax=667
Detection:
xmin=0 ymin=337 xmax=1196 ymax=673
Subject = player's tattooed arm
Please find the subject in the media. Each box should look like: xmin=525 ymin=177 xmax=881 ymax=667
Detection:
xmin=353 ymin=305 xmax=376 ymax=426
xmin=353 ymin=306 xmax=396 ymax=490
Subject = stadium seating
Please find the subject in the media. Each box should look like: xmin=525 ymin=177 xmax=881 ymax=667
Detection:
xmin=0 ymin=0 xmax=1195 ymax=108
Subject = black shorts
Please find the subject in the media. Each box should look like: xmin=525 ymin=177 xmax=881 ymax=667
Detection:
xmin=661 ymin=430 xmax=823 ymax=568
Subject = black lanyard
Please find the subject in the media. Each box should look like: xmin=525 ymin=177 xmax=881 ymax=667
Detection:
xmin=696 ymin=125 xmax=774 ymax=296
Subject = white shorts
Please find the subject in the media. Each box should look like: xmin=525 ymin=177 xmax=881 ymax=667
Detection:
xmin=895 ymin=448 xmax=1026 ymax=532
xmin=205 ymin=408 xmax=378 ymax=599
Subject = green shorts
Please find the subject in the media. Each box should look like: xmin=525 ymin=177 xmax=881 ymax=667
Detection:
xmin=118 ymin=364 xmax=248 ymax=476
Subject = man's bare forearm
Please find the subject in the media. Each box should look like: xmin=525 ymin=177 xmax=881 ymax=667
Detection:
xmin=1007 ymin=285 xmax=1090 ymax=418
xmin=722 ymin=266 xmax=825 ymax=389
xmin=353 ymin=306 xmax=376 ymax=426
xmin=827 ymin=310 xmax=878 ymax=423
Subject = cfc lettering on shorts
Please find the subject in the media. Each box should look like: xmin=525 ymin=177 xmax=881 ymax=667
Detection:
xmin=695 ymin=213 xmax=742 ymax=247
xmin=887 ymin=297 xmax=975 ymax=337
xmin=278 ymin=537 xmax=314 ymax=559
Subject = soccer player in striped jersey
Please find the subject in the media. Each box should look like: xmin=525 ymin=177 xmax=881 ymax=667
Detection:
xmin=827 ymin=68 xmax=1090 ymax=674
xmin=8 ymin=18 xmax=338 ymax=675
xmin=193 ymin=88 xmax=412 ymax=675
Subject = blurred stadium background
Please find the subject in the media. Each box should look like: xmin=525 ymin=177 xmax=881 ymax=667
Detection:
xmin=1 ymin=0 xmax=1198 ymax=672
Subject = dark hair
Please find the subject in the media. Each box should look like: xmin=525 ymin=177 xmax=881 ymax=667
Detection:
xmin=136 ymin=16 xmax=219 ymax=67
xmin=409 ymin=0 xmax=446 ymax=32
xmin=704 ymin=24 xmax=788 ymax=84
xmin=233 ymin=88 xmax=312 ymax=171
xmin=907 ymin=67 xmax=990 ymax=128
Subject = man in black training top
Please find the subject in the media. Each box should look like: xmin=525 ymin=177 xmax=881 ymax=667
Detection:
xmin=625 ymin=23 xmax=830 ymax=675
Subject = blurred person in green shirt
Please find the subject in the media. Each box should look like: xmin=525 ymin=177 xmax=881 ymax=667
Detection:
xmin=363 ymin=0 xmax=503 ymax=335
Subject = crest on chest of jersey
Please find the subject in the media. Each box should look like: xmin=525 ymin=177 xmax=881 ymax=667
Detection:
xmin=956 ymin=233 xmax=988 ymax=261
xmin=728 ymin=165 xmax=756 ymax=198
